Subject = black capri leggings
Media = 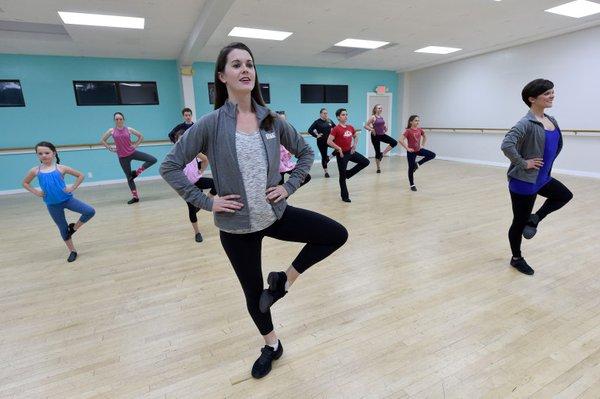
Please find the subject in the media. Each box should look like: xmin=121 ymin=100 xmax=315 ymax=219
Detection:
xmin=186 ymin=177 xmax=217 ymax=223
xmin=219 ymin=205 xmax=348 ymax=335
xmin=371 ymin=134 xmax=398 ymax=159
xmin=118 ymin=150 xmax=157 ymax=191
xmin=407 ymin=148 xmax=436 ymax=186
xmin=508 ymin=178 xmax=573 ymax=258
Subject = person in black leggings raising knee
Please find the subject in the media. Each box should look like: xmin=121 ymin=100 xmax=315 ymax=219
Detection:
xmin=161 ymin=42 xmax=348 ymax=379
xmin=308 ymin=108 xmax=336 ymax=177
xmin=501 ymin=78 xmax=573 ymax=275
xmin=327 ymin=108 xmax=370 ymax=202
xmin=400 ymin=115 xmax=436 ymax=192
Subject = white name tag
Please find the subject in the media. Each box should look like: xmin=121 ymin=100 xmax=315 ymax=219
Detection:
xmin=265 ymin=133 xmax=276 ymax=139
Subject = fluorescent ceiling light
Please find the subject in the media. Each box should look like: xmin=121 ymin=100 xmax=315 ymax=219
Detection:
xmin=334 ymin=38 xmax=389 ymax=49
xmin=414 ymin=46 xmax=462 ymax=54
xmin=228 ymin=27 xmax=292 ymax=41
xmin=58 ymin=11 xmax=144 ymax=29
xmin=545 ymin=0 xmax=600 ymax=18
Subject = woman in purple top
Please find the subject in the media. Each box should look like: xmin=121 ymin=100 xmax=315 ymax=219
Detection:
xmin=365 ymin=104 xmax=397 ymax=173
xmin=100 ymin=112 xmax=157 ymax=204
xmin=501 ymin=79 xmax=573 ymax=275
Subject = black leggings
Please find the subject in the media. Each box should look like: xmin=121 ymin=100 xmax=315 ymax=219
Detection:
xmin=316 ymin=137 xmax=331 ymax=170
xmin=335 ymin=151 xmax=370 ymax=200
xmin=407 ymin=148 xmax=436 ymax=186
xmin=371 ymin=134 xmax=398 ymax=159
xmin=219 ymin=206 xmax=348 ymax=335
xmin=118 ymin=150 xmax=157 ymax=191
xmin=508 ymin=178 xmax=573 ymax=258
xmin=186 ymin=178 xmax=217 ymax=223
xmin=279 ymin=171 xmax=312 ymax=186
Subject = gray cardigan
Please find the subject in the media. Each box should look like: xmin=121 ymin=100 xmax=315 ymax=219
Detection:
xmin=501 ymin=110 xmax=563 ymax=183
xmin=160 ymin=100 xmax=314 ymax=232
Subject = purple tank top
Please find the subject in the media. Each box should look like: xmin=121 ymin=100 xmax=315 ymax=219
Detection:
xmin=112 ymin=126 xmax=136 ymax=158
xmin=373 ymin=116 xmax=386 ymax=135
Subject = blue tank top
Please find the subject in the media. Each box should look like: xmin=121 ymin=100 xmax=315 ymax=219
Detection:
xmin=509 ymin=128 xmax=560 ymax=195
xmin=37 ymin=166 xmax=72 ymax=205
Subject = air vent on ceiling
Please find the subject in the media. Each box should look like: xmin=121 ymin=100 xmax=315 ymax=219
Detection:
xmin=319 ymin=46 xmax=370 ymax=58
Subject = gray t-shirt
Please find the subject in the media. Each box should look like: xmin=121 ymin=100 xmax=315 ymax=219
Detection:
xmin=223 ymin=131 xmax=276 ymax=234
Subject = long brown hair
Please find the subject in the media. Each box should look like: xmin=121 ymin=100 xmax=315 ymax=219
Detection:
xmin=406 ymin=115 xmax=419 ymax=129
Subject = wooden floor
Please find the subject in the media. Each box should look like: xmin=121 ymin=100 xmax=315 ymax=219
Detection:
xmin=1 ymin=157 xmax=600 ymax=399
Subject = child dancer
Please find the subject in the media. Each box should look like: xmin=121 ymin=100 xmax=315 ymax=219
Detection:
xmin=22 ymin=142 xmax=95 ymax=262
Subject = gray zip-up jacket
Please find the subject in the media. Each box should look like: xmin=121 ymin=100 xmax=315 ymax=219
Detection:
xmin=160 ymin=100 xmax=314 ymax=232
xmin=501 ymin=110 xmax=563 ymax=183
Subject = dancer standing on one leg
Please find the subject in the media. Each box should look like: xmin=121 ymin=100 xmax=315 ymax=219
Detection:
xmin=365 ymin=104 xmax=397 ymax=173
xmin=100 ymin=112 xmax=157 ymax=204
xmin=501 ymin=78 xmax=572 ymax=276
xmin=171 ymin=129 xmax=217 ymax=243
xmin=400 ymin=115 xmax=436 ymax=192
xmin=308 ymin=108 xmax=336 ymax=177
xmin=279 ymin=144 xmax=311 ymax=187
xmin=167 ymin=107 xmax=195 ymax=143
xmin=160 ymin=42 xmax=348 ymax=379
xmin=22 ymin=142 xmax=95 ymax=263
xmin=328 ymin=108 xmax=370 ymax=202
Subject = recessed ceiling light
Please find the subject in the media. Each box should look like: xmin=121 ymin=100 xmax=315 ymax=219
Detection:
xmin=58 ymin=11 xmax=144 ymax=29
xmin=228 ymin=27 xmax=292 ymax=41
xmin=414 ymin=46 xmax=462 ymax=54
xmin=545 ymin=0 xmax=600 ymax=18
xmin=334 ymin=38 xmax=389 ymax=49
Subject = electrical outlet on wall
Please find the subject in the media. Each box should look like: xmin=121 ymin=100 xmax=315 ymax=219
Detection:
xmin=87 ymin=172 xmax=93 ymax=178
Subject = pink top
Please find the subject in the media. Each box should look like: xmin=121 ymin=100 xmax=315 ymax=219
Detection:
xmin=112 ymin=126 xmax=136 ymax=158
xmin=403 ymin=128 xmax=424 ymax=152
xmin=279 ymin=145 xmax=296 ymax=173
xmin=183 ymin=158 xmax=203 ymax=184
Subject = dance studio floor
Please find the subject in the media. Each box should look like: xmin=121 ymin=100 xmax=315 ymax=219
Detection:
xmin=1 ymin=157 xmax=599 ymax=398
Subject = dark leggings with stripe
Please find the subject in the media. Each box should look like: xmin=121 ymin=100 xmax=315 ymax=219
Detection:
xmin=118 ymin=150 xmax=157 ymax=191
xmin=219 ymin=206 xmax=348 ymax=335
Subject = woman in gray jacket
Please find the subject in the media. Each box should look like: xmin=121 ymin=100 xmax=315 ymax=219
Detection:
xmin=501 ymin=79 xmax=573 ymax=276
xmin=160 ymin=42 xmax=348 ymax=379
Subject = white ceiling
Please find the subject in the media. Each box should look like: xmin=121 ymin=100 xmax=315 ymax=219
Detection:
xmin=1 ymin=0 xmax=600 ymax=71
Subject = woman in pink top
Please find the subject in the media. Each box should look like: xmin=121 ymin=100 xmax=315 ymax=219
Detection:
xmin=173 ymin=129 xmax=217 ymax=243
xmin=100 ymin=112 xmax=157 ymax=204
xmin=278 ymin=145 xmax=311 ymax=186
xmin=400 ymin=115 xmax=436 ymax=191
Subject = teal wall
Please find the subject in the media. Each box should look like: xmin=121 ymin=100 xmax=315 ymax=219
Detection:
xmin=0 ymin=53 xmax=402 ymax=191
xmin=192 ymin=62 xmax=401 ymax=156
xmin=0 ymin=54 xmax=182 ymax=191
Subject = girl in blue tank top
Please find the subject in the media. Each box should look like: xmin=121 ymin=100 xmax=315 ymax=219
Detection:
xmin=22 ymin=142 xmax=96 ymax=263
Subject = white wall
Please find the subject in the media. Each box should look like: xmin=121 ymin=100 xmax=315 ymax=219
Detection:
xmin=405 ymin=25 xmax=600 ymax=177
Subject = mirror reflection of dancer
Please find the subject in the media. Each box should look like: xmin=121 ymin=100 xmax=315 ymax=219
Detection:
xmin=161 ymin=42 xmax=348 ymax=379
xmin=100 ymin=112 xmax=157 ymax=204
xmin=167 ymin=107 xmax=195 ymax=143
xmin=364 ymin=104 xmax=397 ymax=173
xmin=22 ymin=142 xmax=95 ymax=262
xmin=327 ymin=108 xmax=370 ymax=202
xmin=501 ymin=79 xmax=572 ymax=275
xmin=307 ymin=108 xmax=336 ymax=177
xmin=400 ymin=115 xmax=436 ymax=192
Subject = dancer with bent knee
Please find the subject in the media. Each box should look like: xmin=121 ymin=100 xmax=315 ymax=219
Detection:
xmin=400 ymin=115 xmax=436 ymax=191
xmin=501 ymin=78 xmax=573 ymax=275
xmin=365 ymin=104 xmax=397 ymax=173
xmin=100 ymin=112 xmax=157 ymax=204
xmin=161 ymin=42 xmax=348 ymax=379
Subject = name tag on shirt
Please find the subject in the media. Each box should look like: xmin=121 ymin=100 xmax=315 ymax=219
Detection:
xmin=265 ymin=133 xmax=276 ymax=139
